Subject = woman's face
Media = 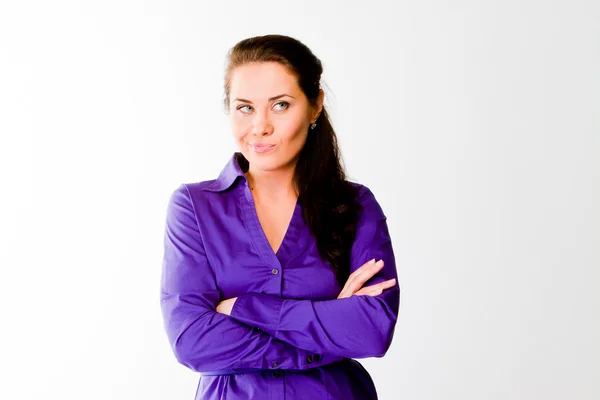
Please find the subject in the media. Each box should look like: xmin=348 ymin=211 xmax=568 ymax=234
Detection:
xmin=228 ymin=61 xmax=323 ymax=173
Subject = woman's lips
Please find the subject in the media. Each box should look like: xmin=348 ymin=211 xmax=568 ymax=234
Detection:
xmin=249 ymin=143 xmax=276 ymax=153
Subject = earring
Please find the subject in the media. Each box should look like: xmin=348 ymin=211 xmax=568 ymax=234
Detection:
xmin=310 ymin=122 xmax=317 ymax=130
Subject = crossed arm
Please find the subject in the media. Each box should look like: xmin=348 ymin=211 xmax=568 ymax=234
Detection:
xmin=160 ymin=184 xmax=400 ymax=373
xmin=161 ymin=184 xmax=329 ymax=373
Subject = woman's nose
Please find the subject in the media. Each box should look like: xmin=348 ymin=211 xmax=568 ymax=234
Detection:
xmin=251 ymin=113 xmax=274 ymax=136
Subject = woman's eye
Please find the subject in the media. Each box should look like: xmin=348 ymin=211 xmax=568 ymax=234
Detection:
xmin=236 ymin=102 xmax=288 ymax=113
xmin=273 ymin=101 xmax=289 ymax=110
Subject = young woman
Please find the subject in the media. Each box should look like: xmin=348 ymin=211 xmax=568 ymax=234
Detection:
xmin=161 ymin=34 xmax=400 ymax=400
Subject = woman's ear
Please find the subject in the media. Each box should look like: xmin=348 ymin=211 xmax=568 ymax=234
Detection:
xmin=313 ymin=89 xmax=325 ymax=121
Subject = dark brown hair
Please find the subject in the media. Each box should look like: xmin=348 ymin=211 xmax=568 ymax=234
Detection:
xmin=223 ymin=34 xmax=362 ymax=286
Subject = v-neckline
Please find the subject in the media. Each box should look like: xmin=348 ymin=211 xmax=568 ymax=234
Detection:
xmin=258 ymin=197 xmax=299 ymax=257
xmin=240 ymin=181 xmax=301 ymax=260
xmin=273 ymin=201 xmax=299 ymax=256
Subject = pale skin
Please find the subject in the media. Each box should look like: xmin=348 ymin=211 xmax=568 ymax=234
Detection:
xmin=216 ymin=61 xmax=396 ymax=316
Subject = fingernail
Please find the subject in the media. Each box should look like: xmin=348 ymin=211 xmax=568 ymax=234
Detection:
xmin=376 ymin=260 xmax=384 ymax=267
xmin=369 ymin=258 xmax=376 ymax=264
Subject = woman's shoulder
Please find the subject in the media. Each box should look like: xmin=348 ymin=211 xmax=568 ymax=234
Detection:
xmin=168 ymin=179 xmax=218 ymax=196
xmin=166 ymin=178 xmax=229 ymax=209
xmin=169 ymin=152 xmax=247 ymax=200
xmin=180 ymin=179 xmax=223 ymax=194
xmin=346 ymin=180 xmax=387 ymax=220
xmin=346 ymin=180 xmax=375 ymax=203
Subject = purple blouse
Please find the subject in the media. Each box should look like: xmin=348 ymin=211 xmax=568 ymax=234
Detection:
xmin=160 ymin=152 xmax=400 ymax=399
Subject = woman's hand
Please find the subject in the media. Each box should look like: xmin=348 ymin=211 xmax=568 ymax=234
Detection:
xmin=216 ymin=297 xmax=238 ymax=316
xmin=337 ymin=259 xmax=396 ymax=299
xmin=216 ymin=259 xmax=394 ymax=313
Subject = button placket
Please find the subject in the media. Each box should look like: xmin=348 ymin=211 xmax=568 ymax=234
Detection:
xmin=238 ymin=184 xmax=285 ymax=293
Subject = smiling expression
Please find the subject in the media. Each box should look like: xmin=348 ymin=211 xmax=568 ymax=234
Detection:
xmin=228 ymin=61 xmax=322 ymax=172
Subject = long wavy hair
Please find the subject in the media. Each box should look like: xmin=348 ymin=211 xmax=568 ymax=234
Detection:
xmin=223 ymin=34 xmax=362 ymax=286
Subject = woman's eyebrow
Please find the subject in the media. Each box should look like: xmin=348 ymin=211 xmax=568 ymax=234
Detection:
xmin=232 ymin=94 xmax=295 ymax=103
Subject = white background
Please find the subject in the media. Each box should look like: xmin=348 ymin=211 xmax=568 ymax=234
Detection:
xmin=1 ymin=1 xmax=599 ymax=399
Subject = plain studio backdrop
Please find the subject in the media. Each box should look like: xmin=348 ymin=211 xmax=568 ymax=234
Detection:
xmin=1 ymin=1 xmax=598 ymax=399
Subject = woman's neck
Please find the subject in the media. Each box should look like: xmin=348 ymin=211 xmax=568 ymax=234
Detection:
xmin=246 ymin=164 xmax=298 ymax=202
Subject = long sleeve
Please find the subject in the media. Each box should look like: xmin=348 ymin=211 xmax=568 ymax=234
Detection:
xmin=160 ymin=184 xmax=343 ymax=373
xmin=229 ymin=187 xmax=400 ymax=359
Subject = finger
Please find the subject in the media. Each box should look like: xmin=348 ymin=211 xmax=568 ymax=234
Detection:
xmin=355 ymin=287 xmax=383 ymax=297
xmin=339 ymin=259 xmax=388 ymax=298
xmin=339 ymin=275 xmax=381 ymax=299
xmin=346 ymin=259 xmax=376 ymax=282
xmin=345 ymin=263 xmax=384 ymax=296
xmin=337 ymin=291 xmax=349 ymax=299
xmin=364 ymin=278 xmax=397 ymax=292
xmin=347 ymin=260 xmax=383 ymax=287
xmin=340 ymin=277 xmax=393 ymax=299
xmin=346 ymin=260 xmax=385 ymax=294
xmin=355 ymin=278 xmax=396 ymax=297
xmin=340 ymin=259 xmax=376 ymax=294
xmin=337 ymin=288 xmax=355 ymax=299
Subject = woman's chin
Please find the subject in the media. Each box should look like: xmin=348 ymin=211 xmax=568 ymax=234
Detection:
xmin=249 ymin=159 xmax=279 ymax=172
xmin=242 ymin=147 xmax=297 ymax=173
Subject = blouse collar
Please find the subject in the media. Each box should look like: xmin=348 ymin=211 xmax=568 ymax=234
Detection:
xmin=202 ymin=152 xmax=248 ymax=192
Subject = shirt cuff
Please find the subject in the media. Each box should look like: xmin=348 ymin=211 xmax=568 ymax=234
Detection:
xmin=230 ymin=293 xmax=284 ymax=337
